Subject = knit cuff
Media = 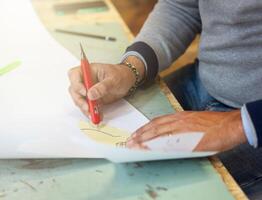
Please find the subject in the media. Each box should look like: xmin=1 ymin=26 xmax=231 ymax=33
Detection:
xmin=241 ymin=106 xmax=258 ymax=148
xmin=125 ymin=41 xmax=159 ymax=87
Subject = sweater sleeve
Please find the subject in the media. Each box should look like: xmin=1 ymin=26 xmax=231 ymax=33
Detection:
xmin=242 ymin=100 xmax=262 ymax=148
xmin=123 ymin=0 xmax=201 ymax=85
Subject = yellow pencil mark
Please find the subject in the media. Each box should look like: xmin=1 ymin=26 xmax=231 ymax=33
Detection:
xmin=79 ymin=121 xmax=130 ymax=147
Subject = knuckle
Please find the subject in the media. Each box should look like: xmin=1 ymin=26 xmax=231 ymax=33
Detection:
xmin=68 ymin=66 xmax=78 ymax=76
xmin=96 ymin=82 xmax=109 ymax=97
xmin=97 ymin=68 xmax=106 ymax=80
xmin=151 ymin=126 xmax=159 ymax=135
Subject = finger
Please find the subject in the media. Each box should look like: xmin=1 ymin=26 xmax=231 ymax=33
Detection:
xmin=68 ymin=67 xmax=82 ymax=84
xmin=80 ymin=106 xmax=89 ymax=117
xmin=132 ymin=115 xmax=175 ymax=139
xmin=70 ymin=82 xmax=87 ymax=97
xmin=131 ymin=112 xmax=189 ymax=139
xmin=131 ymin=112 xmax=201 ymax=141
xmin=98 ymin=102 xmax=104 ymax=121
xmin=127 ymin=142 xmax=149 ymax=150
xmin=69 ymin=86 xmax=89 ymax=112
xmin=128 ymin=122 xmax=175 ymax=145
xmin=87 ymin=78 xmax=114 ymax=100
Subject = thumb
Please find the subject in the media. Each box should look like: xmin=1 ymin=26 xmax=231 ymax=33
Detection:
xmin=87 ymin=78 xmax=114 ymax=100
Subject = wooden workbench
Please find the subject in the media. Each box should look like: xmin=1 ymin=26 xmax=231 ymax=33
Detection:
xmin=0 ymin=0 xmax=247 ymax=199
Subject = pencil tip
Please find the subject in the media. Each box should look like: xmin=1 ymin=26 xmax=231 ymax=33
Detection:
xmin=80 ymin=43 xmax=83 ymax=51
xmin=80 ymin=43 xmax=86 ymax=59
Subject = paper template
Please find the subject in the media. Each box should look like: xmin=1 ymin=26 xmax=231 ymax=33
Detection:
xmin=80 ymin=121 xmax=204 ymax=152
xmin=80 ymin=121 xmax=130 ymax=147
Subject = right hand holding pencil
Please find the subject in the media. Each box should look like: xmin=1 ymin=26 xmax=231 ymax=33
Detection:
xmin=68 ymin=56 xmax=145 ymax=116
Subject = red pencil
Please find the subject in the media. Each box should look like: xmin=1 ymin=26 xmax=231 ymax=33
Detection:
xmin=80 ymin=43 xmax=101 ymax=125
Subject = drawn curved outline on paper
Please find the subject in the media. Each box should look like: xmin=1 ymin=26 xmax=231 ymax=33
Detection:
xmin=0 ymin=60 xmax=21 ymax=75
xmin=80 ymin=128 xmax=121 ymax=138
xmin=79 ymin=121 xmax=130 ymax=147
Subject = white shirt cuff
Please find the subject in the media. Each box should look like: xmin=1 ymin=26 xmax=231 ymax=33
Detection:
xmin=241 ymin=105 xmax=258 ymax=148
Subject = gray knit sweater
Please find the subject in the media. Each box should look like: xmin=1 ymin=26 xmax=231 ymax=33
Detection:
xmin=124 ymin=0 xmax=262 ymax=108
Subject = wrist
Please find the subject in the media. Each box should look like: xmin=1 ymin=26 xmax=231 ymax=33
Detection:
xmin=232 ymin=110 xmax=247 ymax=145
xmin=120 ymin=60 xmax=141 ymax=96
xmin=123 ymin=56 xmax=145 ymax=83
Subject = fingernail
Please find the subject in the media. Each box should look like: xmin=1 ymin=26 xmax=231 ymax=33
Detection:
xmin=80 ymin=88 xmax=87 ymax=96
xmin=88 ymin=90 xmax=98 ymax=100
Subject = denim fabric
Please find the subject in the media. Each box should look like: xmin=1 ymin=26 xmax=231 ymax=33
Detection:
xmin=164 ymin=61 xmax=262 ymax=200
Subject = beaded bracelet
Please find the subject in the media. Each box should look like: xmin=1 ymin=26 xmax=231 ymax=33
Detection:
xmin=121 ymin=61 xmax=141 ymax=96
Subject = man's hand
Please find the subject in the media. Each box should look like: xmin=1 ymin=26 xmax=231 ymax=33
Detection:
xmin=68 ymin=56 xmax=145 ymax=117
xmin=127 ymin=110 xmax=247 ymax=152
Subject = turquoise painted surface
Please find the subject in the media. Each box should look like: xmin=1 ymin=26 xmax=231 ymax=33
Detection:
xmin=0 ymin=159 xmax=234 ymax=200
xmin=127 ymin=84 xmax=175 ymax=120
xmin=52 ymin=22 xmax=130 ymax=64
xmin=0 ymin=2 xmax=235 ymax=199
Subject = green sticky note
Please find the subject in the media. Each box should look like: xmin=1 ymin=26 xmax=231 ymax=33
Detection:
xmin=0 ymin=60 xmax=21 ymax=75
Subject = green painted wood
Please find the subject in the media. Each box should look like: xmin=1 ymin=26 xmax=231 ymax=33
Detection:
xmin=0 ymin=1 xmax=235 ymax=200
xmin=0 ymin=159 xmax=233 ymax=200
xmin=51 ymin=22 xmax=130 ymax=64
xmin=127 ymin=85 xmax=175 ymax=120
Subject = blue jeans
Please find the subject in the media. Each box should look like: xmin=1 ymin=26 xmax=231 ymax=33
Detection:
xmin=164 ymin=61 xmax=262 ymax=200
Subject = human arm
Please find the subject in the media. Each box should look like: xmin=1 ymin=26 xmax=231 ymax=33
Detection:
xmin=123 ymin=0 xmax=202 ymax=85
xmin=127 ymin=100 xmax=262 ymax=151
xmin=68 ymin=0 xmax=202 ymax=115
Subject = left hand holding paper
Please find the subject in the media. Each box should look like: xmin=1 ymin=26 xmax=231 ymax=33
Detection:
xmin=127 ymin=110 xmax=247 ymax=152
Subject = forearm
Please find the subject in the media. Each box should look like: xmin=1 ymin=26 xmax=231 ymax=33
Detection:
xmin=123 ymin=0 xmax=201 ymax=86
xmin=134 ymin=0 xmax=201 ymax=69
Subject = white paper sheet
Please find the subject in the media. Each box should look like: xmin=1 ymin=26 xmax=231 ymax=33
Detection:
xmin=0 ymin=0 xmax=216 ymax=162
xmin=0 ymin=0 xmax=150 ymax=159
